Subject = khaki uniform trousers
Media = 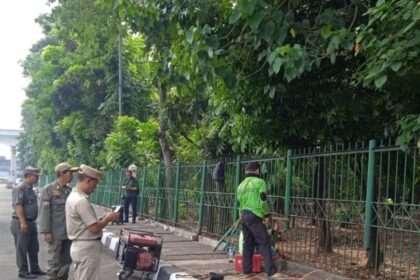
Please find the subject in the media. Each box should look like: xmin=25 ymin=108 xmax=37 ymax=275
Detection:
xmin=70 ymin=240 xmax=102 ymax=280
xmin=47 ymin=239 xmax=72 ymax=280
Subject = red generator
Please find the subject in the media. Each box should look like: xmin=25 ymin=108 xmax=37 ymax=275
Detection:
xmin=116 ymin=229 xmax=163 ymax=280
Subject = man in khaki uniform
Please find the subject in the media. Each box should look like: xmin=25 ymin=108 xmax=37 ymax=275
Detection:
xmin=11 ymin=166 xmax=46 ymax=278
xmin=65 ymin=164 xmax=119 ymax=280
xmin=39 ymin=162 xmax=79 ymax=280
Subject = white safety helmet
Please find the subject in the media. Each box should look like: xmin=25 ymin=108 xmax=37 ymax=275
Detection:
xmin=128 ymin=164 xmax=137 ymax=178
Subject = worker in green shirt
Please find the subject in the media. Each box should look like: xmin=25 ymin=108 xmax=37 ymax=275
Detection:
xmin=121 ymin=169 xmax=139 ymax=223
xmin=237 ymin=162 xmax=280 ymax=279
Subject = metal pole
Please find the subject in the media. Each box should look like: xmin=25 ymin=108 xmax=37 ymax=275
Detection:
xmin=173 ymin=161 xmax=180 ymax=225
xmin=118 ymin=32 xmax=122 ymax=116
xmin=233 ymin=155 xmax=241 ymax=223
xmin=10 ymin=145 xmax=16 ymax=186
xmin=140 ymin=168 xmax=148 ymax=217
xmin=364 ymin=140 xmax=376 ymax=249
xmin=155 ymin=165 xmax=161 ymax=220
xmin=198 ymin=161 xmax=207 ymax=234
xmin=285 ymin=149 xmax=292 ymax=229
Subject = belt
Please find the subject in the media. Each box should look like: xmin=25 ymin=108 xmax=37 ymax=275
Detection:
xmin=12 ymin=216 xmax=35 ymax=222
xmin=73 ymin=237 xmax=102 ymax=241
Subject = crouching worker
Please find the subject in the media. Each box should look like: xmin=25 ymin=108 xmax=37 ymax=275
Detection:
xmin=66 ymin=164 xmax=119 ymax=280
xmin=237 ymin=162 xmax=282 ymax=279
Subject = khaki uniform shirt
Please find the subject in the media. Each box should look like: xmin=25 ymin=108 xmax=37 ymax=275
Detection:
xmin=39 ymin=182 xmax=72 ymax=240
xmin=12 ymin=181 xmax=38 ymax=220
xmin=65 ymin=188 xmax=101 ymax=240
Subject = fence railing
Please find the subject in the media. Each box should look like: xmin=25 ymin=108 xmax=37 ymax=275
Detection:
xmin=39 ymin=139 xmax=420 ymax=279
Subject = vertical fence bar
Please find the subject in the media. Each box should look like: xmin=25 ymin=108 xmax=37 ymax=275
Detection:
xmin=155 ymin=164 xmax=161 ymax=220
xmin=364 ymin=140 xmax=376 ymax=249
xmin=233 ymin=155 xmax=241 ymax=222
xmin=117 ymin=170 xmax=123 ymax=207
xmin=198 ymin=160 xmax=207 ymax=233
xmin=140 ymin=168 xmax=147 ymax=217
xmin=285 ymin=149 xmax=292 ymax=229
xmin=173 ymin=161 xmax=180 ymax=225
xmin=107 ymin=171 xmax=113 ymax=207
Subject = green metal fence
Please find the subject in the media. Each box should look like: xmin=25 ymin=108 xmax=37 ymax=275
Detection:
xmin=39 ymin=139 xmax=420 ymax=279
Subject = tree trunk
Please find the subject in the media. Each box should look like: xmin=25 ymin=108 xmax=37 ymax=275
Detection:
xmin=157 ymin=82 xmax=173 ymax=220
xmin=315 ymin=157 xmax=332 ymax=252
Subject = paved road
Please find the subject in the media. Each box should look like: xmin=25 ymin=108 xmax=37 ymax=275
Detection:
xmin=0 ymin=184 xmax=122 ymax=280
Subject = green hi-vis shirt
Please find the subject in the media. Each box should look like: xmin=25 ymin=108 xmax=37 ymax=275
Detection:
xmin=237 ymin=176 xmax=269 ymax=219
xmin=39 ymin=183 xmax=72 ymax=240
xmin=122 ymin=177 xmax=139 ymax=197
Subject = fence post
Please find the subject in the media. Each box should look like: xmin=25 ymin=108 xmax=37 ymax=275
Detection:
xmin=140 ymin=167 xmax=148 ymax=217
xmin=285 ymin=149 xmax=292 ymax=229
xmin=364 ymin=140 xmax=376 ymax=249
xmin=117 ymin=169 xmax=123 ymax=206
xmin=198 ymin=160 xmax=207 ymax=234
xmin=173 ymin=161 xmax=180 ymax=225
xmin=155 ymin=164 xmax=161 ymax=220
xmin=107 ymin=171 xmax=114 ymax=207
xmin=233 ymin=155 xmax=241 ymax=222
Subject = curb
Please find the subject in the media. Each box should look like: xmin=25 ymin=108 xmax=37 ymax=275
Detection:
xmin=101 ymin=229 xmax=198 ymax=280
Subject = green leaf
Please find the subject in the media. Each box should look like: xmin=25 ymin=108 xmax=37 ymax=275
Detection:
xmin=284 ymin=66 xmax=297 ymax=82
xmin=320 ymin=25 xmax=332 ymax=39
xmin=290 ymin=27 xmax=297 ymax=38
xmin=261 ymin=21 xmax=275 ymax=42
xmin=118 ymin=3 xmax=124 ymax=19
xmin=242 ymin=0 xmax=257 ymax=16
xmin=186 ymin=29 xmax=193 ymax=44
xmin=273 ymin=57 xmax=282 ymax=74
xmin=327 ymin=35 xmax=341 ymax=54
xmin=374 ymin=74 xmax=388 ymax=88
xmin=229 ymin=8 xmax=242 ymax=24
xmin=249 ymin=11 xmax=264 ymax=31
xmin=275 ymin=27 xmax=288 ymax=45
xmin=258 ymin=49 xmax=268 ymax=62
xmin=206 ymin=35 xmax=220 ymax=49
xmin=268 ymin=51 xmax=277 ymax=64
xmin=223 ymin=71 xmax=237 ymax=89
xmin=269 ymin=87 xmax=276 ymax=98
xmin=391 ymin=61 xmax=402 ymax=72
xmin=197 ymin=51 xmax=207 ymax=64
xmin=208 ymin=48 xmax=214 ymax=58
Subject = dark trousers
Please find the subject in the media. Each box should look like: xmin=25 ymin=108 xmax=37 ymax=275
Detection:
xmin=240 ymin=211 xmax=276 ymax=276
xmin=10 ymin=219 xmax=41 ymax=273
xmin=124 ymin=196 xmax=138 ymax=222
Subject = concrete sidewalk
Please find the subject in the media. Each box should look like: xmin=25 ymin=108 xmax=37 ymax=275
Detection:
xmin=94 ymin=205 xmax=349 ymax=280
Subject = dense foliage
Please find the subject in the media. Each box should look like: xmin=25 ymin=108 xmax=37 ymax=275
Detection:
xmin=17 ymin=0 xmax=420 ymax=171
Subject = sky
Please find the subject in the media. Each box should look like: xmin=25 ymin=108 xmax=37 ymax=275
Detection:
xmin=0 ymin=0 xmax=51 ymax=158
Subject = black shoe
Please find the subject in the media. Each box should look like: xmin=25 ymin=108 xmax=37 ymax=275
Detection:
xmin=18 ymin=272 xmax=37 ymax=278
xmin=31 ymin=269 xmax=46 ymax=275
xmin=132 ymin=221 xmax=136 ymax=224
